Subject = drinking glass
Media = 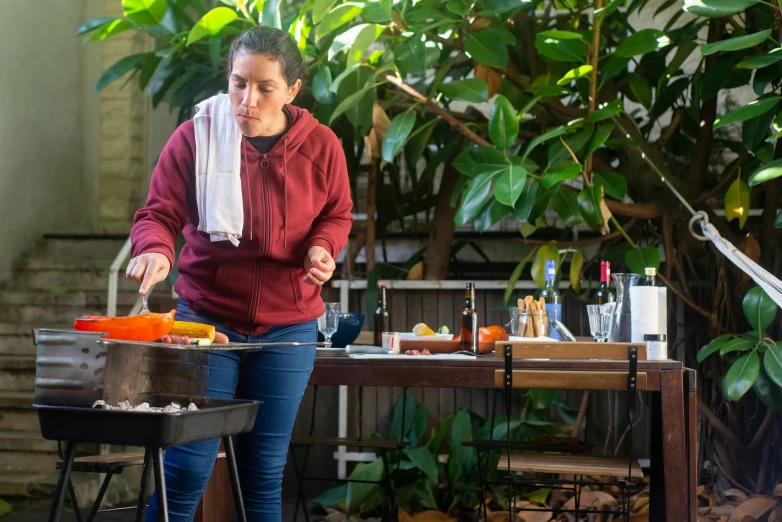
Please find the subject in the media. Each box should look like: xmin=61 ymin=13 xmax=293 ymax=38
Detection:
xmin=505 ymin=307 xmax=520 ymax=336
xmin=587 ymin=303 xmax=616 ymax=342
xmin=318 ymin=302 xmax=341 ymax=344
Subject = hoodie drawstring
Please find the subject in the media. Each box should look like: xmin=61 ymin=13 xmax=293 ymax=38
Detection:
xmin=243 ymin=141 xmax=253 ymax=241
xmin=282 ymin=135 xmax=289 ymax=248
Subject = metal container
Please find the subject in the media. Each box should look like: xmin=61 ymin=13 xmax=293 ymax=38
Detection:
xmin=34 ymin=329 xmax=209 ymax=407
xmin=34 ymin=329 xmax=107 ymax=407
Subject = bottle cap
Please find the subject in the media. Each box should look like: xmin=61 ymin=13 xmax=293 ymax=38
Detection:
xmin=644 ymin=334 xmax=667 ymax=341
xmin=645 ymin=267 xmax=656 ymax=276
xmin=378 ymin=283 xmax=386 ymax=287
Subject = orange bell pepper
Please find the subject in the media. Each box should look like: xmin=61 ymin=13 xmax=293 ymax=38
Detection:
xmin=480 ymin=325 xmax=509 ymax=342
xmin=74 ymin=310 xmax=176 ymax=342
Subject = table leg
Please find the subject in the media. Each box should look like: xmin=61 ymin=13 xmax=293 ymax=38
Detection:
xmin=223 ymin=436 xmax=247 ymax=522
xmin=135 ymin=449 xmax=152 ymax=522
xmin=649 ymin=390 xmax=664 ymax=521
xmin=685 ymin=369 xmax=698 ymax=522
xmin=660 ymin=370 xmax=690 ymax=521
xmin=49 ymin=441 xmax=78 ymax=522
xmin=152 ymin=447 xmax=169 ymax=522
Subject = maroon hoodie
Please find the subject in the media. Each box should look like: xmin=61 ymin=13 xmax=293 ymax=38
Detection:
xmin=130 ymin=104 xmax=353 ymax=335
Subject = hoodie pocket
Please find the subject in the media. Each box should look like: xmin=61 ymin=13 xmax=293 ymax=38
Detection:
xmin=289 ymin=271 xmax=309 ymax=314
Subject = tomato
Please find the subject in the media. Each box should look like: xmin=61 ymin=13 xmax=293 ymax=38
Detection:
xmin=74 ymin=311 xmax=176 ymax=342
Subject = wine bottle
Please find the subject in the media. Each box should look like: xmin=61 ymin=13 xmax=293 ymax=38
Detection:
xmin=460 ymin=283 xmax=479 ymax=353
xmin=373 ymin=283 xmax=389 ymax=347
xmin=539 ymin=260 xmax=561 ymax=340
xmin=595 ymin=261 xmax=616 ymax=304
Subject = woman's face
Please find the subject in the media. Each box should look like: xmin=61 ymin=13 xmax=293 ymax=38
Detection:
xmin=228 ymin=50 xmax=302 ymax=137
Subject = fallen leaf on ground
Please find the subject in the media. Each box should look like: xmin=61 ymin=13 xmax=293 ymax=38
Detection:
xmin=398 ymin=509 xmax=413 ymax=522
xmin=723 ymin=489 xmax=748 ymax=501
xmin=561 ymin=490 xmax=616 ymax=511
xmin=727 ymin=498 xmax=777 ymax=522
xmin=769 ymin=506 xmax=782 ymax=522
xmin=411 ymin=511 xmax=457 ymax=522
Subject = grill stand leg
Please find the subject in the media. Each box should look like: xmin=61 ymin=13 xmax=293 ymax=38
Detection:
xmin=152 ymin=447 xmax=169 ymax=522
xmin=49 ymin=441 xmax=78 ymax=522
xmin=86 ymin=470 xmax=114 ymax=522
xmin=135 ymin=449 xmax=152 ymax=522
xmin=224 ymin=436 xmax=248 ymax=522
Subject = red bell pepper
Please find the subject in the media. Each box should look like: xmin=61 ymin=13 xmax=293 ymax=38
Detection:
xmin=73 ymin=310 xmax=176 ymax=342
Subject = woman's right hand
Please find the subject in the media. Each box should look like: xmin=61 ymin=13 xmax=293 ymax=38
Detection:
xmin=126 ymin=253 xmax=171 ymax=296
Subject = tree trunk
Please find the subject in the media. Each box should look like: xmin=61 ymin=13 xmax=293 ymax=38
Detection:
xmin=424 ymin=163 xmax=460 ymax=279
xmin=366 ymin=159 xmax=378 ymax=272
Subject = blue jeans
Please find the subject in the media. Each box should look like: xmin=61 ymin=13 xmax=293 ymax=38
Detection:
xmin=145 ymin=300 xmax=317 ymax=522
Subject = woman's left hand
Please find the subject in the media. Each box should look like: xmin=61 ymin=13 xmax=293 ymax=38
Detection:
xmin=304 ymin=246 xmax=336 ymax=286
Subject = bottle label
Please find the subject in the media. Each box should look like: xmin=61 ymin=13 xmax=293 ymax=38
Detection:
xmin=545 ymin=304 xmax=561 ymax=340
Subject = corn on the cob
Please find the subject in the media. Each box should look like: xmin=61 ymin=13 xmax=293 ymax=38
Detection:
xmin=170 ymin=321 xmax=216 ymax=342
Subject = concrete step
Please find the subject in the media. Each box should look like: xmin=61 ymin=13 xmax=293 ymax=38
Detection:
xmin=0 ymin=450 xmax=58 ymax=474
xmin=0 ymin=392 xmax=38 ymax=432
xmin=0 ymin=290 xmax=155 ymax=323
xmin=10 ymin=264 xmax=141 ymax=293
xmin=0 ymin=470 xmax=141 ymax=508
xmin=0 ymin=355 xmax=34 ymax=391
xmin=0 ymin=323 xmax=72 ymax=356
xmin=33 ymin=237 xmax=129 ymax=263
xmin=0 ymin=431 xmax=57 ymax=452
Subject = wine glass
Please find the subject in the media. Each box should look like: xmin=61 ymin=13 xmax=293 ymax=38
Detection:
xmin=587 ymin=303 xmax=616 ymax=342
xmin=318 ymin=302 xmax=341 ymax=344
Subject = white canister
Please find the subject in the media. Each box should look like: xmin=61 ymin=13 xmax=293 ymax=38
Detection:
xmin=644 ymin=334 xmax=668 ymax=361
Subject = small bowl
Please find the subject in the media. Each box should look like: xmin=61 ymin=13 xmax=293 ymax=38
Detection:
xmin=317 ymin=313 xmax=364 ymax=348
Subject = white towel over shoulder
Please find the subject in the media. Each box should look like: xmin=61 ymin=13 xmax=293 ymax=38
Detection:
xmin=193 ymin=93 xmax=243 ymax=246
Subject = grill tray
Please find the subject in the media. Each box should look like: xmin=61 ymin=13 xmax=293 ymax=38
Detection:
xmin=35 ymin=393 xmax=260 ymax=448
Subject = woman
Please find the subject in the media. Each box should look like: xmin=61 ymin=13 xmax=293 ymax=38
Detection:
xmin=126 ymin=26 xmax=353 ymax=521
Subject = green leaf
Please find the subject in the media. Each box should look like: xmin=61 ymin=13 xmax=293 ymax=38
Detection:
xmin=313 ymin=484 xmax=348 ymax=508
xmin=592 ymin=172 xmax=627 ymax=200
xmin=84 ymin=19 xmax=134 ymax=44
xmin=749 ymin=157 xmax=782 ymax=187
xmin=494 ymin=165 xmax=527 ymax=206
xmin=312 ymin=0 xmax=338 ymax=23
xmin=724 ymin=352 xmax=760 ymax=402
xmin=661 ymin=41 xmax=698 ymax=85
xmin=570 ymin=248 xmax=585 ymax=293
xmin=362 ymin=0 xmax=392 ymax=22
xmin=651 ymin=77 xmax=691 ymax=121
xmin=316 ymin=3 xmax=363 ymax=41
xmin=312 ymin=67 xmax=333 ymax=105
xmin=475 ymin=199 xmax=513 ymax=232
xmin=625 ymin=246 xmax=661 ymax=275
xmin=743 ymin=286 xmax=777 ymax=332
xmin=557 ymin=65 xmax=593 ymax=85
xmin=123 ymin=0 xmax=167 ymax=25
xmin=329 ymin=23 xmax=369 ymax=59
xmin=346 ymin=458 xmax=384 ymax=513
xmin=348 ymin=24 xmax=383 ymax=66
xmin=542 ymin=163 xmax=581 ymax=190
xmin=513 ymin=179 xmax=540 ymax=223
xmin=76 ymin=16 xmax=118 ymax=36
xmin=187 ymin=7 xmax=239 ymax=45
xmin=697 ymin=334 xmax=734 ymax=362
xmin=528 ymin=85 xmax=569 ymax=97
xmin=764 ymin=343 xmax=782 ymax=387
xmin=701 ymin=29 xmax=771 ymax=56
xmin=480 ymin=0 xmax=525 ymax=15
xmin=614 ymin=29 xmax=671 ymax=57
xmin=552 ymin=189 xmax=583 ymax=227
xmin=504 ymin=248 xmax=537 ymax=304
xmin=528 ymin=488 xmax=551 ymax=504
xmin=405 ymin=446 xmax=439 ymax=484
xmin=391 ymin=389 xmax=417 ymax=438
xmin=455 ymin=172 xmax=497 ymax=225
xmin=719 ymin=337 xmax=754 ymax=356
xmin=775 ymin=209 xmax=782 ymax=228
xmin=330 ymin=81 xmax=378 ymax=124
xmin=465 ymin=29 xmax=510 ymax=69
xmin=489 ymin=95 xmax=519 ymax=149
xmin=405 ymin=118 xmax=440 ymax=167
xmin=724 ymin=177 xmax=751 ymax=228
xmin=410 ymin=404 xmax=428 ymax=447
xmin=736 ymin=54 xmax=782 ymax=69
xmin=684 ymin=0 xmax=759 ymax=17
xmin=628 ymin=73 xmax=653 ymax=109
xmin=743 ymin=108 xmax=777 ymax=151
xmin=753 ymin=365 xmax=782 ymax=411
xmin=382 ymin=110 xmax=417 ymax=163
xmin=588 ymin=100 xmax=623 ymax=122
xmin=714 ymin=97 xmax=781 ymax=130
xmin=453 ymin=147 xmax=507 ymax=177
xmin=529 ymin=389 xmax=554 ymax=409
xmin=586 ymin=123 xmax=616 ymax=156
xmin=522 ymin=125 xmax=567 ymax=160
xmin=438 ymin=79 xmax=489 ymax=103
xmin=95 ymin=53 xmax=146 ymax=92
xmin=535 ymin=31 xmax=587 ymax=62
xmin=531 ymin=241 xmax=560 ymax=288
xmin=601 ymin=55 xmax=631 ymax=81
xmin=577 ymin=185 xmax=604 ymax=228
xmin=428 ymin=414 xmax=453 ymax=454
xmin=394 ymin=36 xmax=435 ymax=75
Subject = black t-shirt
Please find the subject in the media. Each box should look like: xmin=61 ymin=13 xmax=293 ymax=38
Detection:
xmin=245 ymin=107 xmax=290 ymax=154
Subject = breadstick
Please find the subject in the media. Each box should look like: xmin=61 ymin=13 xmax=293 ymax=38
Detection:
xmin=527 ymin=299 xmax=538 ymax=337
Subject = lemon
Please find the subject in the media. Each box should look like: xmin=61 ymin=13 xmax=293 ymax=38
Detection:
xmin=438 ymin=325 xmax=450 ymax=334
xmin=412 ymin=323 xmax=435 ymax=336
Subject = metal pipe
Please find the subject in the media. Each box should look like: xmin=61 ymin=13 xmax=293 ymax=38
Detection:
xmin=107 ymin=237 xmax=132 ymax=317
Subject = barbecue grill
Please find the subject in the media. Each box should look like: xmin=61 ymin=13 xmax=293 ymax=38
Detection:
xmin=32 ymin=329 xmax=268 ymax=522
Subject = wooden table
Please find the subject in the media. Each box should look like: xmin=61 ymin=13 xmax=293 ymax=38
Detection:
xmin=309 ymin=356 xmax=697 ymax=522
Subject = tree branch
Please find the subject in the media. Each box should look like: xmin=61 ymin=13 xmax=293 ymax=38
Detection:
xmin=749 ymin=410 xmax=776 ymax=451
xmin=698 ymin=398 xmax=747 ymax=453
xmin=584 ymin=0 xmax=604 ymax=185
xmin=658 ymin=272 xmax=714 ymax=321
xmin=514 ymin=219 xmax=637 ymax=247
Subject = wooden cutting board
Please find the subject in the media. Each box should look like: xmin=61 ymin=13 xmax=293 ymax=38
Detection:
xmin=399 ymin=338 xmax=495 ymax=354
